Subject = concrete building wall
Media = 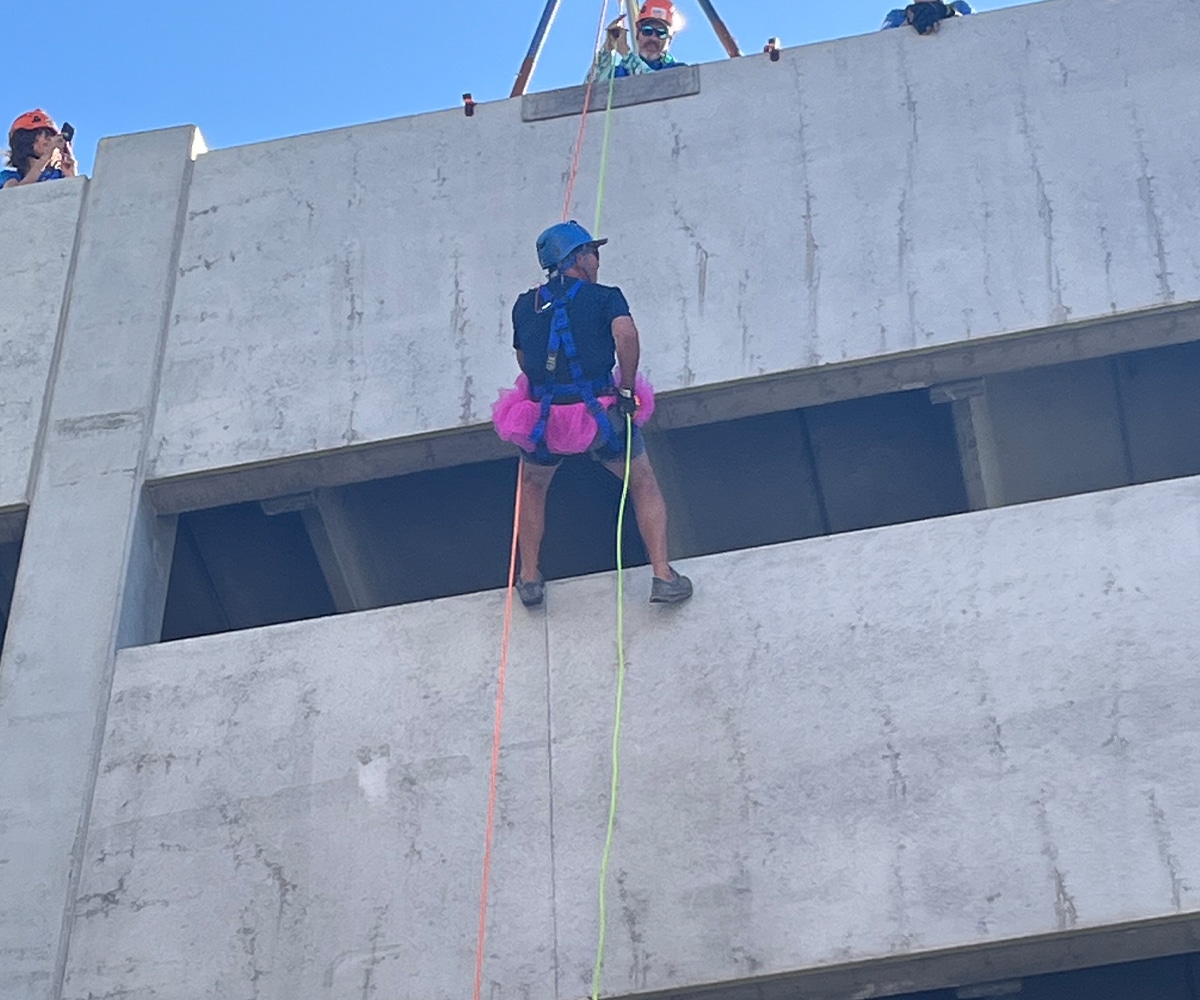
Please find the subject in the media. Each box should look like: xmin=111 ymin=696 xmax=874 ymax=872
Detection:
xmin=143 ymin=0 xmax=1200 ymax=492
xmin=61 ymin=475 xmax=1200 ymax=1000
xmin=0 ymin=1 xmax=1198 ymax=998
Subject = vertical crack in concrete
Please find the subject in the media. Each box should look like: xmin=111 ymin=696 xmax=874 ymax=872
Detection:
xmin=1017 ymin=90 xmax=1069 ymax=324
xmin=359 ymin=902 xmax=390 ymax=1000
xmin=1130 ymin=106 xmax=1175 ymax=304
xmin=985 ymin=713 xmax=1008 ymax=771
xmin=975 ymin=194 xmax=1003 ymax=326
xmin=451 ymin=252 xmax=475 ymax=424
xmin=1034 ymin=793 xmax=1078 ymax=929
xmin=679 ymin=295 xmax=695 ymax=387
xmin=1101 ymin=691 xmax=1129 ymax=754
xmin=736 ymin=270 xmax=754 ymax=371
xmin=1098 ymin=223 xmax=1117 ymax=313
xmin=1146 ymin=789 xmax=1185 ymax=910
xmin=896 ymin=48 xmax=922 ymax=348
xmin=669 ymin=198 xmax=705 ymax=384
xmin=878 ymin=708 xmax=908 ymax=803
xmin=792 ymin=69 xmax=821 ymax=366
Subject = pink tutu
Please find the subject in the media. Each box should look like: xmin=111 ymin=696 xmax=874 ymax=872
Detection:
xmin=492 ymin=371 xmax=656 ymax=454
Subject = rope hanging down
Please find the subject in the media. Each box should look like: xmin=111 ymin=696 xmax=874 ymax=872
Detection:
xmin=563 ymin=0 xmax=623 ymax=222
xmin=591 ymin=411 xmax=633 ymax=1000
xmin=472 ymin=470 xmax=523 ymax=1000
xmin=477 ymin=3 xmax=626 ymax=997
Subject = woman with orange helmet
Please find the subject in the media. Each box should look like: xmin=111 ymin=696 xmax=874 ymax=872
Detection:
xmin=2 ymin=110 xmax=76 ymax=190
xmin=590 ymin=0 xmax=687 ymax=82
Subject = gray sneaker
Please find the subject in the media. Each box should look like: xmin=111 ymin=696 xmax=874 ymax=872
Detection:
xmin=516 ymin=573 xmax=545 ymax=608
xmin=650 ymin=569 xmax=693 ymax=605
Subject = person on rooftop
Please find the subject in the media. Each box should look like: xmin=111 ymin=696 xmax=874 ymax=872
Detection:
xmin=2 ymin=110 xmax=75 ymax=190
xmin=882 ymin=0 xmax=973 ymax=33
xmin=492 ymin=221 xmax=694 ymax=608
xmin=590 ymin=1 xmax=688 ymax=81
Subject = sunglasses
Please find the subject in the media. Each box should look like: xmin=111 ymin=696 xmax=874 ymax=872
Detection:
xmin=639 ymin=23 xmax=670 ymax=38
xmin=581 ymin=245 xmax=600 ymax=260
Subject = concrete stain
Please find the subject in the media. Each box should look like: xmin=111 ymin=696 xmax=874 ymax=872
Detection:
xmin=54 ymin=411 xmax=142 ymax=437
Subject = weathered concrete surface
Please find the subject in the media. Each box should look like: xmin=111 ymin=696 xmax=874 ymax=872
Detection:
xmin=63 ymin=594 xmax=554 ymax=1000
xmin=0 ymin=128 xmax=202 ymax=1000
xmin=0 ymin=178 xmax=85 ymax=508
xmin=64 ymin=475 xmax=1200 ymax=999
xmin=146 ymin=0 xmax=1200 ymax=487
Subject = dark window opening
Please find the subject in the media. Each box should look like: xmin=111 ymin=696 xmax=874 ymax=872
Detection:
xmin=155 ymin=337 xmax=1200 ymax=644
xmin=657 ymin=388 xmax=968 ymax=562
xmin=160 ymin=503 xmax=336 ymax=642
xmin=986 ymin=338 xmax=1200 ymax=505
xmin=664 ymin=947 xmax=1200 ymax=1000
xmin=0 ymin=533 xmax=23 ymax=657
xmin=157 ymin=387 xmax=964 ymax=642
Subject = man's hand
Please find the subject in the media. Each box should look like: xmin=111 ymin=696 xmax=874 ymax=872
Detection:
xmin=57 ymin=137 xmax=76 ymax=177
xmin=615 ymin=386 xmax=638 ymax=418
xmin=604 ymin=15 xmax=630 ymax=56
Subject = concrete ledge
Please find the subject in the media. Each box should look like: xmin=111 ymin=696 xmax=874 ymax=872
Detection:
xmin=143 ymin=302 xmax=1200 ymax=515
xmin=521 ymin=64 xmax=700 ymax=121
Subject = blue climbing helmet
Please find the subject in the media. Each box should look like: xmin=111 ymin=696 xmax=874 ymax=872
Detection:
xmin=535 ymin=221 xmax=608 ymax=273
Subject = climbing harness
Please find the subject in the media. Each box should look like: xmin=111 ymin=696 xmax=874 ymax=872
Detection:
xmin=528 ymin=279 xmax=623 ymax=463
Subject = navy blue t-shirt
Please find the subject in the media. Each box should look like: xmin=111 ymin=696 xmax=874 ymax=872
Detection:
xmin=512 ymin=278 xmax=631 ymax=387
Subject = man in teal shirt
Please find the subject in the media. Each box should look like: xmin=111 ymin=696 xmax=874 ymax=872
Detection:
xmin=591 ymin=1 xmax=687 ymax=81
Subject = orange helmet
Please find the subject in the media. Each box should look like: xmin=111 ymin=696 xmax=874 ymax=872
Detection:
xmin=9 ymin=109 xmax=58 ymax=139
xmin=636 ymin=1 xmax=677 ymax=29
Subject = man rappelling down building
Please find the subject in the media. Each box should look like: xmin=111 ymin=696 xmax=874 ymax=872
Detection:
xmin=492 ymin=222 xmax=693 ymax=608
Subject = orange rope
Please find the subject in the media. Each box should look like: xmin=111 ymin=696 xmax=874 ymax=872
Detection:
xmin=476 ymin=2 xmax=612 ymax=992
xmin=473 ymin=466 xmax=523 ymax=1000
xmin=562 ymin=0 xmax=616 ymax=219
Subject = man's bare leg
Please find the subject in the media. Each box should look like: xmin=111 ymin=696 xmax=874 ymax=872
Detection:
xmin=602 ymin=452 xmax=672 ymax=580
xmin=518 ymin=458 xmax=558 ymax=583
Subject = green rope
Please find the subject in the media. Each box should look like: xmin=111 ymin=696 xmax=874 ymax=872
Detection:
xmin=592 ymin=44 xmax=620 ymax=234
xmin=591 ymin=411 xmax=633 ymax=1000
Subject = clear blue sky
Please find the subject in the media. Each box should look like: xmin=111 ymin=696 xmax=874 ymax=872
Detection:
xmin=10 ymin=0 xmax=1039 ymax=174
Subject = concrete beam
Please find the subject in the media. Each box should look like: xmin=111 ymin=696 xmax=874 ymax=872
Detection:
xmin=931 ymin=379 xmax=1005 ymax=509
xmin=301 ymin=489 xmax=381 ymax=613
xmin=142 ymin=302 xmax=1200 ymax=517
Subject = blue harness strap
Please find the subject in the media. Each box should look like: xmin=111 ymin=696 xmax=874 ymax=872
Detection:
xmin=528 ymin=280 xmax=621 ymax=462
